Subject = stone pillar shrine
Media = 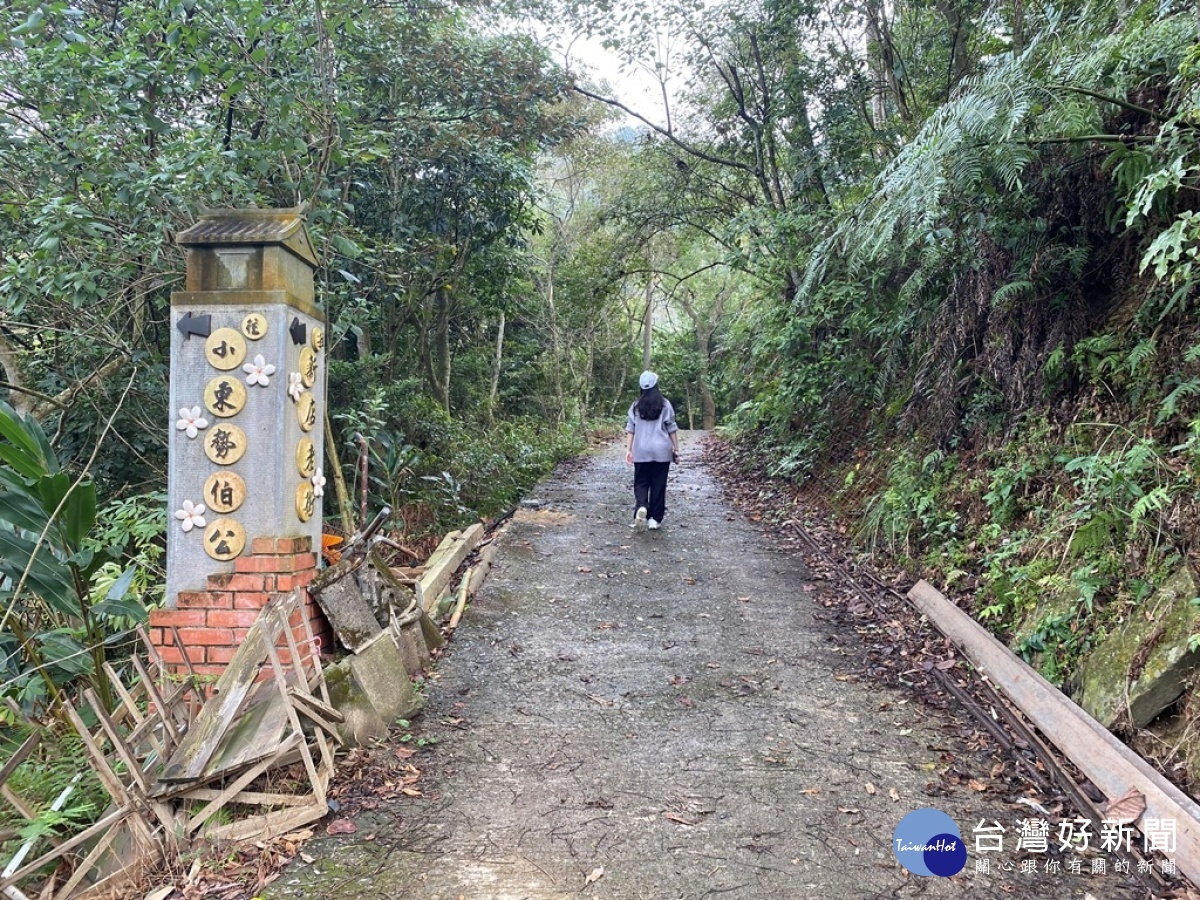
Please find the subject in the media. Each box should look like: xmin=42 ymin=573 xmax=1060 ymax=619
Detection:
xmin=149 ymin=208 xmax=332 ymax=677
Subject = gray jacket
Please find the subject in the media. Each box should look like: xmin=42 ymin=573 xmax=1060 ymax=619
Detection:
xmin=626 ymin=399 xmax=678 ymax=463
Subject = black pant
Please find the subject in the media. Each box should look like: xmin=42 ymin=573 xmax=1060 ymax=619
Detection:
xmin=633 ymin=461 xmax=671 ymax=522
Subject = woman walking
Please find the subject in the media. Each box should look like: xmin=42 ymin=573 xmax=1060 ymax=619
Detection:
xmin=624 ymin=370 xmax=680 ymax=531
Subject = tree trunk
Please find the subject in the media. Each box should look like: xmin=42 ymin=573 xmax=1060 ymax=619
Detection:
xmin=487 ymin=310 xmax=505 ymax=428
xmin=642 ymin=278 xmax=653 ymax=370
xmin=0 ymin=329 xmax=29 ymax=414
xmin=545 ymin=270 xmax=565 ymax=424
xmin=324 ymin=408 xmax=355 ymax=535
xmin=433 ymin=286 xmax=451 ymax=415
xmin=864 ymin=0 xmax=911 ymax=122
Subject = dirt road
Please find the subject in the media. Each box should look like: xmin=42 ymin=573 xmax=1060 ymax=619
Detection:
xmin=270 ymin=434 xmax=1144 ymax=899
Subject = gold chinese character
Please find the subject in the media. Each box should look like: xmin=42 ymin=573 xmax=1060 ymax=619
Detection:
xmin=242 ymin=313 xmax=268 ymax=340
xmin=203 ymin=471 xmax=246 ymax=514
xmin=204 ymin=328 xmax=247 ymax=371
xmin=203 ymin=518 xmax=246 ymax=561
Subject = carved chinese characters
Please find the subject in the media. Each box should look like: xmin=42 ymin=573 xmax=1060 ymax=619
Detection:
xmin=203 ymin=471 xmax=246 ymax=514
xmin=295 ymin=482 xmax=316 ymax=523
xmin=242 ymin=313 xmax=268 ymax=340
xmin=166 ymin=210 xmax=325 ymax=604
xmin=205 ymin=328 xmax=247 ymax=370
xmin=204 ymin=423 xmax=247 ymax=465
xmin=204 ymin=518 xmax=246 ymax=561
xmin=204 ymin=375 xmax=247 ymax=418
xmin=298 ymin=347 xmax=317 ymax=388
xmin=297 ymin=393 xmax=317 ymax=433
xmin=296 ymin=437 xmax=316 ymax=478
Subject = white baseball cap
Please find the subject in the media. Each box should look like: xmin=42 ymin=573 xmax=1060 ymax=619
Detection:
xmin=639 ymin=371 xmax=658 ymax=390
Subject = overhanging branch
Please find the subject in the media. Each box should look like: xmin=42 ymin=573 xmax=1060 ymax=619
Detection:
xmin=572 ymin=84 xmax=760 ymax=179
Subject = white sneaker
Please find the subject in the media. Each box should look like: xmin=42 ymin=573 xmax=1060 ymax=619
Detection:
xmin=648 ymin=518 xmax=660 ymax=530
xmin=632 ymin=507 xmax=648 ymax=531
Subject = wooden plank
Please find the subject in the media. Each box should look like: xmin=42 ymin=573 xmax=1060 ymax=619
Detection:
xmin=59 ymin=703 xmax=160 ymax=853
xmin=278 ymin=600 xmax=339 ymax=777
xmin=161 ymin=593 xmax=296 ymax=782
xmin=83 ymin=689 xmax=149 ymax=794
xmin=50 ymin=817 xmax=121 ymax=900
xmin=0 ymin=732 xmax=41 ymax=792
xmin=169 ymin=786 xmax=313 ymax=809
xmin=908 ymin=579 xmax=1200 ymax=885
xmin=200 ymin=800 xmax=326 ymax=844
xmin=263 ymin=616 xmax=324 ymax=807
xmin=198 ymin=682 xmax=291 ymax=782
xmin=288 ymin=688 xmax=344 ymax=724
xmin=468 ymin=540 xmax=499 ymax=594
xmin=1 ymin=784 xmax=37 ymax=822
xmin=167 ymin=625 xmax=197 ymax=683
xmin=185 ymin=732 xmax=302 ymax=835
xmin=417 ymin=523 xmax=484 ymax=613
xmin=0 ymin=808 xmax=128 ymax=890
xmin=288 ymin=699 xmax=343 ymax=746
xmin=130 ymin=655 xmax=180 ymax=745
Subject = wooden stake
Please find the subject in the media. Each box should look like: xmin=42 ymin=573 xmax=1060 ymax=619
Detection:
xmin=449 ymin=571 xmax=471 ymax=629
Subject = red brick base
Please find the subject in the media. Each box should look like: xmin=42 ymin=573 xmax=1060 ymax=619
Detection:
xmin=149 ymin=536 xmax=332 ymax=679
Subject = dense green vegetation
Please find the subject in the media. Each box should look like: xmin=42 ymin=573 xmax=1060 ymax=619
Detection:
xmin=1 ymin=0 xmax=1200 ymax=876
xmin=2 ymin=0 xmax=1200 ymax=717
xmin=562 ymin=0 xmax=1200 ymax=686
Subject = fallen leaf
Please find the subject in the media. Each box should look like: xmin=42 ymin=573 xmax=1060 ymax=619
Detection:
xmin=1103 ymin=787 xmax=1146 ymax=825
xmin=326 ymin=818 xmax=357 ymax=836
xmin=798 ymin=788 xmax=820 ymax=795
xmin=144 ymin=887 xmax=175 ymax=900
xmin=677 ymin=696 xmax=695 ymax=708
xmin=889 ymin=788 xmax=900 ymax=802
xmin=300 ymin=853 xmax=316 ymax=864
xmin=865 ymin=782 xmax=877 ymax=795
xmin=401 ymin=787 xmax=422 ymax=797
xmin=585 ymin=866 xmax=605 ymax=885
xmin=968 ymin=779 xmax=988 ymax=792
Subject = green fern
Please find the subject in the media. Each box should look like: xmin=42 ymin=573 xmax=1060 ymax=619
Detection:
xmin=1130 ymin=484 xmax=1172 ymax=530
xmin=1126 ymin=338 xmax=1157 ymax=373
xmin=1157 ymin=378 xmax=1200 ymax=424
xmin=992 ymin=279 xmax=1035 ymax=307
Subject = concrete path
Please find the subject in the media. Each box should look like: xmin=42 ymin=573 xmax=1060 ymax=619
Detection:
xmin=271 ymin=434 xmax=1141 ymax=899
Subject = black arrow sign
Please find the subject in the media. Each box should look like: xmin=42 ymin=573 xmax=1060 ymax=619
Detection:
xmin=289 ymin=316 xmax=307 ymax=346
xmin=177 ymin=311 xmax=212 ymax=340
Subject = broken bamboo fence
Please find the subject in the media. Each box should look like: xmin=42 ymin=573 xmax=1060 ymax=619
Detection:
xmin=0 ymin=592 xmax=339 ymax=899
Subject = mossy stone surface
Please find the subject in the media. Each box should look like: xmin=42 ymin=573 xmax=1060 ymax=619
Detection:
xmin=1078 ymin=567 xmax=1200 ymax=728
xmin=325 ymin=658 xmax=388 ymax=745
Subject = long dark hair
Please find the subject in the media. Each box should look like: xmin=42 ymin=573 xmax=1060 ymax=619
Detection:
xmin=635 ymin=385 xmax=664 ymax=420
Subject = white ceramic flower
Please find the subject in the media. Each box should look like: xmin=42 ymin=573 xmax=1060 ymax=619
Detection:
xmin=243 ymin=354 xmax=276 ymax=387
xmin=287 ymin=371 xmax=304 ymax=402
xmin=311 ymin=468 xmax=326 ymax=498
xmin=175 ymin=406 xmax=209 ymax=439
xmin=174 ymin=500 xmax=207 ymax=533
